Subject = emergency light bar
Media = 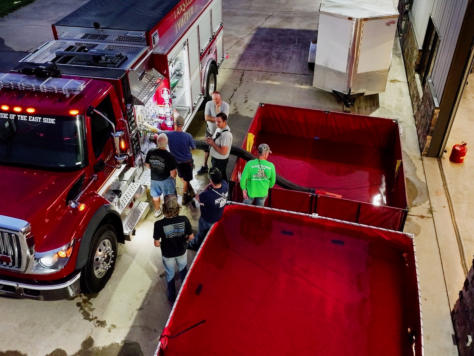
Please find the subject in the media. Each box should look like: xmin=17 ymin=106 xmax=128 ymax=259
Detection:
xmin=0 ymin=73 xmax=86 ymax=96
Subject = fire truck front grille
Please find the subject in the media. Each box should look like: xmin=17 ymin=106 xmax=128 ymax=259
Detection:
xmin=0 ymin=229 xmax=26 ymax=271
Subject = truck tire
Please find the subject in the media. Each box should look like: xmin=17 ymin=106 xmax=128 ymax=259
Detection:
xmin=80 ymin=224 xmax=118 ymax=294
xmin=205 ymin=63 xmax=218 ymax=101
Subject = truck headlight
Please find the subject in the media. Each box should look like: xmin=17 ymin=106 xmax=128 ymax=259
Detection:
xmin=31 ymin=241 xmax=74 ymax=274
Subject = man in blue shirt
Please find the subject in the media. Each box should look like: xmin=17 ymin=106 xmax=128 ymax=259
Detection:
xmin=188 ymin=167 xmax=228 ymax=250
xmin=166 ymin=113 xmax=196 ymax=205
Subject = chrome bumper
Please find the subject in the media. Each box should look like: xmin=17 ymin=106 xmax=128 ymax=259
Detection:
xmin=0 ymin=272 xmax=81 ymax=300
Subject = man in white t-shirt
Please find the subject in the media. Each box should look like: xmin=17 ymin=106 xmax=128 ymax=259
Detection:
xmin=197 ymin=91 xmax=230 ymax=174
xmin=206 ymin=112 xmax=232 ymax=181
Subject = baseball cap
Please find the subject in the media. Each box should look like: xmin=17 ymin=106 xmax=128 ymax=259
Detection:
xmin=257 ymin=143 xmax=272 ymax=154
xmin=175 ymin=116 xmax=185 ymax=127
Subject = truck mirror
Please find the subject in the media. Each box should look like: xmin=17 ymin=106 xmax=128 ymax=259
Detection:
xmin=113 ymin=130 xmax=129 ymax=163
xmin=94 ymin=159 xmax=106 ymax=172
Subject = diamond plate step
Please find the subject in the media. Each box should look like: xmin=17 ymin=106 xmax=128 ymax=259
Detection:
xmin=116 ymin=182 xmax=141 ymax=215
xmin=123 ymin=201 xmax=149 ymax=238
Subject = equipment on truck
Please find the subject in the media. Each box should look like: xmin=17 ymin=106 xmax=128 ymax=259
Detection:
xmin=0 ymin=0 xmax=224 ymax=299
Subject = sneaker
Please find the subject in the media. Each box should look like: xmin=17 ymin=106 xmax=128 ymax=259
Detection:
xmin=196 ymin=166 xmax=208 ymax=175
xmin=154 ymin=209 xmax=162 ymax=218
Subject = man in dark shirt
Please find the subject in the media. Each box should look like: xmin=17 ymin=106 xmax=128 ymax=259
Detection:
xmin=153 ymin=195 xmax=194 ymax=303
xmin=145 ymin=133 xmax=177 ymax=218
xmin=188 ymin=167 xmax=228 ymax=250
xmin=166 ymin=112 xmax=196 ymax=205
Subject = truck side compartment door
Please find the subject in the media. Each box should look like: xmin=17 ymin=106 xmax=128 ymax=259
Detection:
xmin=212 ymin=0 xmax=224 ymax=64
xmin=187 ymin=27 xmax=201 ymax=109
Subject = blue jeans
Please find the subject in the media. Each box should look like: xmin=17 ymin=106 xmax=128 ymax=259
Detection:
xmin=189 ymin=217 xmax=214 ymax=249
xmin=243 ymin=196 xmax=267 ymax=206
xmin=162 ymin=253 xmax=187 ymax=282
xmin=150 ymin=177 xmax=176 ymax=198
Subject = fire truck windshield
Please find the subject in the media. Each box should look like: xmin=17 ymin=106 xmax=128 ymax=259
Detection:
xmin=0 ymin=113 xmax=85 ymax=169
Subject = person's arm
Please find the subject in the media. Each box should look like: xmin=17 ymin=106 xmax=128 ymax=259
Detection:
xmin=153 ymin=224 xmax=162 ymax=247
xmin=205 ymin=113 xmax=216 ymax=123
xmin=269 ymin=164 xmax=276 ymax=188
xmin=207 ymin=132 xmax=231 ymax=155
xmin=169 ymin=155 xmax=177 ymax=178
xmin=240 ymin=163 xmax=249 ymax=199
xmin=184 ymin=217 xmax=194 ymax=241
xmin=206 ymin=138 xmax=230 ymax=155
xmin=222 ymin=102 xmax=230 ymax=116
xmin=204 ymin=102 xmax=216 ymax=123
xmin=145 ymin=151 xmax=151 ymax=169
xmin=189 ymin=134 xmax=196 ymax=149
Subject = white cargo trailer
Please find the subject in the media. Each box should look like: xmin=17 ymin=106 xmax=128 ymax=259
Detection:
xmin=313 ymin=0 xmax=398 ymax=104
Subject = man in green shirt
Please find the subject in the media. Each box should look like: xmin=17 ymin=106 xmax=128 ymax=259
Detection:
xmin=240 ymin=143 xmax=276 ymax=206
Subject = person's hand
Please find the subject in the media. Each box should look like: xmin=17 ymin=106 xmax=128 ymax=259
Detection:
xmin=242 ymin=190 xmax=249 ymax=200
xmin=154 ymin=240 xmax=160 ymax=247
xmin=206 ymin=137 xmax=213 ymax=145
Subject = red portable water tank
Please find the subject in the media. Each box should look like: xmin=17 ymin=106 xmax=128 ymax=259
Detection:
xmin=449 ymin=142 xmax=467 ymax=163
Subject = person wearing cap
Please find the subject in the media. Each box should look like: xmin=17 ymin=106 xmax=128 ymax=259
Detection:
xmin=145 ymin=133 xmax=177 ymax=217
xmin=240 ymin=143 xmax=276 ymax=206
xmin=197 ymin=91 xmax=230 ymax=175
xmin=166 ymin=110 xmax=196 ymax=205
xmin=153 ymin=194 xmax=194 ymax=303
xmin=206 ymin=112 xmax=232 ymax=181
xmin=187 ymin=167 xmax=228 ymax=251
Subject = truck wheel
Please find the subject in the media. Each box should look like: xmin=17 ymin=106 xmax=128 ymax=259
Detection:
xmin=81 ymin=224 xmax=118 ymax=294
xmin=205 ymin=63 xmax=217 ymax=101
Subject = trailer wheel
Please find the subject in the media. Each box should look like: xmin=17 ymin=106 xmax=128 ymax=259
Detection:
xmin=81 ymin=224 xmax=118 ymax=294
xmin=205 ymin=63 xmax=218 ymax=100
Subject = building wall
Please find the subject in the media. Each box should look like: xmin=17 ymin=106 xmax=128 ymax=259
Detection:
xmin=401 ymin=22 xmax=422 ymax=111
xmin=430 ymin=0 xmax=468 ymax=102
xmin=400 ymin=0 xmax=468 ymax=155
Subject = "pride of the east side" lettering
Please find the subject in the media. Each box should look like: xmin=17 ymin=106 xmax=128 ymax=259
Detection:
xmin=0 ymin=112 xmax=56 ymax=124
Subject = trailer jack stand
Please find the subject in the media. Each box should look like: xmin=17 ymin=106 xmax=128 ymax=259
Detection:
xmin=332 ymin=90 xmax=364 ymax=107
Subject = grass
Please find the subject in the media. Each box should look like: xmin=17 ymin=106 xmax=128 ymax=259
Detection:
xmin=0 ymin=0 xmax=36 ymax=17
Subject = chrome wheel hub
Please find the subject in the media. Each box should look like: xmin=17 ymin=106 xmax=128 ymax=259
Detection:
xmin=93 ymin=239 xmax=114 ymax=279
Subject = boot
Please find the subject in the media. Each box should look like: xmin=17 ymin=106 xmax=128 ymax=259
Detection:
xmin=167 ymin=277 xmax=176 ymax=303
xmin=178 ymin=267 xmax=188 ymax=281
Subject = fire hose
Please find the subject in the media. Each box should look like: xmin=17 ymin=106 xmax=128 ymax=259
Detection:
xmin=194 ymin=140 xmax=316 ymax=194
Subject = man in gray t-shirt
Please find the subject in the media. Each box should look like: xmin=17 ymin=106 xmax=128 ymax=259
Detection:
xmin=206 ymin=112 xmax=232 ymax=181
xmin=197 ymin=91 xmax=230 ymax=174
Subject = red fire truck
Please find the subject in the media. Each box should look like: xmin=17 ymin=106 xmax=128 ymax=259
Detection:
xmin=0 ymin=0 xmax=223 ymax=299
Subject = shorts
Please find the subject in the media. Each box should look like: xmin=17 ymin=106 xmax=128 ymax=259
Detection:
xmin=177 ymin=160 xmax=193 ymax=182
xmin=150 ymin=177 xmax=176 ymax=198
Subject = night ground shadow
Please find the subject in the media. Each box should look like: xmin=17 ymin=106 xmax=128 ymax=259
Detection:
xmin=235 ymin=27 xmax=315 ymax=75
xmin=0 ymin=37 xmax=28 ymax=72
